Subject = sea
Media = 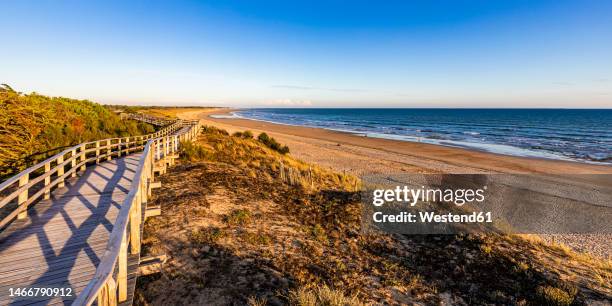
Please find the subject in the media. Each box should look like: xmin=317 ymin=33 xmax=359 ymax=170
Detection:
xmin=219 ymin=108 xmax=612 ymax=164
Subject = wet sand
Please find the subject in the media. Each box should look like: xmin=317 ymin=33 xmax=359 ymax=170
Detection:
xmin=178 ymin=108 xmax=611 ymax=258
xmin=179 ymin=108 xmax=612 ymax=176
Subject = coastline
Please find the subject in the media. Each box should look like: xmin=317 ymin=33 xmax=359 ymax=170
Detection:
xmin=180 ymin=108 xmax=612 ymax=176
xmin=178 ymin=107 xmax=612 ymax=259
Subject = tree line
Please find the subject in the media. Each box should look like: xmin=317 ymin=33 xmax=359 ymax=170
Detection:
xmin=0 ymin=84 xmax=155 ymax=181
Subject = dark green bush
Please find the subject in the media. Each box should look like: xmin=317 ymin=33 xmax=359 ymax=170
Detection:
xmin=201 ymin=125 xmax=229 ymax=135
xmin=232 ymin=130 xmax=254 ymax=139
xmin=257 ymin=132 xmax=289 ymax=154
xmin=0 ymin=88 xmax=155 ymax=180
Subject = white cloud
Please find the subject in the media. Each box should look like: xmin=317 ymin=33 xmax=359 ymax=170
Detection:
xmin=262 ymin=99 xmax=313 ymax=106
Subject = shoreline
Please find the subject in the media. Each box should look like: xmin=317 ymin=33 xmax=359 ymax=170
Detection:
xmin=178 ymin=107 xmax=612 ymax=259
xmin=180 ymin=108 xmax=612 ymax=175
xmin=217 ymin=110 xmax=609 ymax=166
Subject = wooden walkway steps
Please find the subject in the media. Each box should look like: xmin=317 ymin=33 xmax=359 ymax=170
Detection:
xmin=0 ymin=118 xmax=200 ymax=306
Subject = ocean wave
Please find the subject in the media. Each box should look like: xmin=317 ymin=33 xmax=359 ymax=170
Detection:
xmin=235 ymin=109 xmax=612 ymax=165
xmin=210 ymin=113 xmax=241 ymax=119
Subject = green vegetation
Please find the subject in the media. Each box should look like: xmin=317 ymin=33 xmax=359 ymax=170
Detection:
xmin=232 ymin=130 xmax=254 ymax=139
xmin=224 ymin=209 xmax=252 ymax=225
xmin=190 ymin=126 xmax=359 ymax=191
xmin=310 ymin=224 xmax=328 ymax=243
xmin=257 ymin=132 xmax=289 ymax=154
xmin=190 ymin=227 xmax=226 ymax=244
xmin=536 ymin=285 xmax=576 ymax=306
xmin=287 ymin=285 xmax=364 ymax=306
xmin=180 ymin=141 xmax=209 ymax=161
xmin=0 ymin=85 xmax=155 ymax=180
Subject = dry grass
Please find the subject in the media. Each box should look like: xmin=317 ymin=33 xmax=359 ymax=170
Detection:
xmin=287 ymin=285 xmax=365 ymax=306
xmin=192 ymin=125 xmax=361 ymax=192
xmin=138 ymin=106 xmax=216 ymax=119
xmin=134 ymin=126 xmax=612 ymax=305
xmin=536 ymin=285 xmax=577 ymax=306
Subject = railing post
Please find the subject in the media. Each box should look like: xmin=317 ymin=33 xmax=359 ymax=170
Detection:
xmin=155 ymin=140 xmax=161 ymax=160
xmin=44 ymin=162 xmax=51 ymax=200
xmin=118 ymin=233 xmax=128 ymax=302
xmin=125 ymin=137 xmax=130 ymax=154
xmin=148 ymin=152 xmax=154 ymax=197
xmin=97 ymin=277 xmax=117 ymax=306
xmin=118 ymin=138 xmax=122 ymax=157
xmin=17 ymin=174 xmax=29 ymax=219
xmin=130 ymin=193 xmax=141 ymax=254
xmin=165 ymin=136 xmax=169 ymax=156
xmin=80 ymin=144 xmax=87 ymax=172
xmin=57 ymin=155 xmax=65 ymax=188
xmin=107 ymin=139 xmax=112 ymax=161
xmin=96 ymin=141 xmax=101 ymax=164
xmin=141 ymin=175 xmax=148 ymax=204
xmin=71 ymin=149 xmax=77 ymax=178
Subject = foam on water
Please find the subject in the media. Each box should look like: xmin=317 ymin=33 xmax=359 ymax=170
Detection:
xmin=228 ymin=108 xmax=612 ymax=165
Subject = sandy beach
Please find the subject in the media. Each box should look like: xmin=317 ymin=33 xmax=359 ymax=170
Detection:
xmin=176 ymin=108 xmax=612 ymax=258
xmin=179 ymin=108 xmax=612 ymax=176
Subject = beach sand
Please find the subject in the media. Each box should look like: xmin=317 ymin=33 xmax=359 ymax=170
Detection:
xmin=179 ymin=108 xmax=612 ymax=176
xmin=177 ymin=108 xmax=611 ymax=258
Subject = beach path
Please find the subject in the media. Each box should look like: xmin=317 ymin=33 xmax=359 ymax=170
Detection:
xmin=0 ymin=154 xmax=141 ymax=305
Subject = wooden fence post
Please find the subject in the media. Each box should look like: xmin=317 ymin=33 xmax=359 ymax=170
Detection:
xmin=107 ymin=139 xmax=112 ymax=161
xmin=118 ymin=233 xmax=128 ymax=302
xmin=44 ymin=162 xmax=51 ymax=200
xmin=58 ymin=155 xmax=65 ymax=188
xmin=80 ymin=144 xmax=86 ymax=172
xmin=130 ymin=193 xmax=141 ymax=254
xmin=309 ymin=166 xmax=313 ymax=189
xmin=17 ymin=174 xmax=29 ymax=219
xmin=117 ymin=138 xmax=122 ymax=157
xmin=96 ymin=141 xmax=101 ymax=164
xmin=156 ymin=140 xmax=161 ymax=160
xmin=98 ymin=278 xmax=117 ymax=306
xmin=71 ymin=149 xmax=77 ymax=178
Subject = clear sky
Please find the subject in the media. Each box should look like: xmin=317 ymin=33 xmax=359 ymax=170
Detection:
xmin=1 ymin=0 xmax=611 ymax=108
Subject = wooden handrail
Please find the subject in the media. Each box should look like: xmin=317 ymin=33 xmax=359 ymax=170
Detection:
xmin=73 ymin=120 xmax=200 ymax=306
xmin=0 ymin=118 xmax=198 ymax=230
xmin=0 ymin=114 xmax=201 ymax=305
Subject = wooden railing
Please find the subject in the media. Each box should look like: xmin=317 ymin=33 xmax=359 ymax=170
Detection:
xmin=0 ymin=114 xmax=200 ymax=305
xmin=125 ymin=113 xmax=175 ymax=126
xmin=73 ymin=119 xmax=200 ymax=306
xmin=0 ymin=120 xmax=194 ymax=229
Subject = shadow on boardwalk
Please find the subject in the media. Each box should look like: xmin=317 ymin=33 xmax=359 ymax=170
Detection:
xmin=0 ymin=154 xmax=140 ymax=305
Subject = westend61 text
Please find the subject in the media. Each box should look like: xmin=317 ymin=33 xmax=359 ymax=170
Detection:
xmin=373 ymin=211 xmax=493 ymax=223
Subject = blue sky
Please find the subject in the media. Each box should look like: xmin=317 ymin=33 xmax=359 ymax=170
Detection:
xmin=1 ymin=0 xmax=611 ymax=108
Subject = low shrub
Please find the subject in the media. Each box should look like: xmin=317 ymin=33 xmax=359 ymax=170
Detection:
xmin=287 ymin=285 xmax=365 ymax=306
xmin=257 ymin=133 xmax=289 ymax=154
xmin=202 ymin=125 xmax=229 ymax=135
xmin=180 ymin=141 xmax=209 ymax=161
xmin=232 ymin=130 xmax=254 ymax=139
xmin=190 ymin=227 xmax=226 ymax=244
xmin=224 ymin=209 xmax=252 ymax=225
xmin=536 ymin=285 xmax=576 ymax=306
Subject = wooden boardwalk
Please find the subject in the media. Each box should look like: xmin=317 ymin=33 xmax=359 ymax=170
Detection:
xmin=0 ymin=119 xmax=200 ymax=306
xmin=0 ymin=154 xmax=142 ymax=305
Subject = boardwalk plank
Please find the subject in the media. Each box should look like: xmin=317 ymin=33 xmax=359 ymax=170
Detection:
xmin=0 ymin=154 xmax=142 ymax=306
